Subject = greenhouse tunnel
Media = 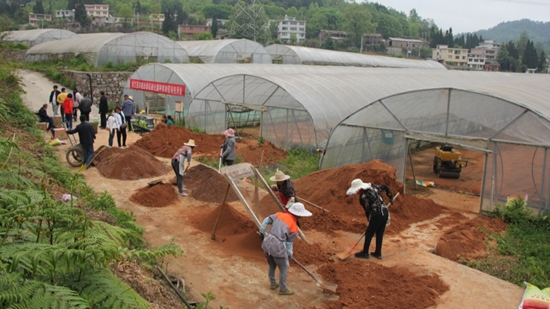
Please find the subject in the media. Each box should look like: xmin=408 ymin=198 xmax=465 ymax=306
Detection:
xmin=322 ymin=86 xmax=550 ymax=213
xmin=25 ymin=32 xmax=189 ymax=67
xmin=176 ymin=39 xmax=272 ymax=64
xmin=265 ymin=44 xmax=446 ymax=69
xmin=3 ymin=29 xmax=79 ymax=47
xmin=127 ymin=64 xmax=428 ymax=119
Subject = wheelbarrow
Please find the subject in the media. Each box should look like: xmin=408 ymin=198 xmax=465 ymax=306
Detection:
xmin=64 ymin=123 xmax=84 ymax=167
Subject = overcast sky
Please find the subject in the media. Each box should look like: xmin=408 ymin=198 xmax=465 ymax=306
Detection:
xmin=363 ymin=0 xmax=550 ymax=33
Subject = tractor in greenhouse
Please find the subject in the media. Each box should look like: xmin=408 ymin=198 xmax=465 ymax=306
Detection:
xmin=433 ymin=145 xmax=468 ymax=179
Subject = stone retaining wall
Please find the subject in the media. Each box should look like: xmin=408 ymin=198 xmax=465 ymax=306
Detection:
xmin=64 ymin=70 xmax=133 ymax=106
xmin=2 ymin=50 xmax=26 ymax=63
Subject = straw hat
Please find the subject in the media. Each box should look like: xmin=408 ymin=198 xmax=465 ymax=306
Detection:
xmin=184 ymin=139 xmax=196 ymax=147
xmin=287 ymin=203 xmax=312 ymax=217
xmin=223 ymin=128 xmax=235 ymax=137
xmin=270 ymin=169 xmax=290 ymax=182
xmin=346 ymin=179 xmax=371 ymax=196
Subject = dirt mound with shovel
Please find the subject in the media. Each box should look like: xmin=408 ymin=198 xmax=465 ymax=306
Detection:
xmin=94 ymin=146 xmax=171 ymax=180
xmin=258 ymin=160 xmax=446 ymax=235
xmin=186 ymin=202 xmax=263 ymax=262
xmin=185 ymin=165 xmax=239 ymax=203
xmin=318 ymin=260 xmax=449 ymax=309
xmin=130 ymin=183 xmax=178 ymax=208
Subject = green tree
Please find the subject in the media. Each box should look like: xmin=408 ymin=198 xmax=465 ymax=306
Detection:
xmin=538 ymin=51 xmax=547 ymax=72
xmin=162 ymin=10 xmax=177 ymax=35
xmin=229 ymin=0 xmax=270 ymax=44
xmin=33 ymin=0 xmax=45 ymax=14
xmin=194 ymin=32 xmax=214 ymax=40
xmin=321 ymin=35 xmax=337 ymax=50
xmin=496 ymin=43 xmax=510 ymax=71
xmin=523 ymin=40 xmax=538 ymax=69
xmin=202 ymin=4 xmax=232 ymax=20
xmin=306 ymin=11 xmax=328 ymax=39
xmin=343 ymin=3 xmax=375 ymax=48
xmin=516 ymin=30 xmax=529 ymax=58
xmin=211 ymin=16 xmax=218 ymax=38
xmin=376 ymin=14 xmax=402 ymax=38
xmin=74 ymin=2 xmax=90 ymax=27
xmin=290 ymin=33 xmax=297 ymax=45
xmin=118 ymin=4 xmax=134 ymax=21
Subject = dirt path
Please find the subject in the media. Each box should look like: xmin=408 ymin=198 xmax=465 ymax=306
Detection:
xmin=19 ymin=70 xmax=524 ymax=309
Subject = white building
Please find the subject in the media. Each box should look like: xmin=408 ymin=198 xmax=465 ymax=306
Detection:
xmin=276 ymin=15 xmax=306 ymax=43
xmin=467 ymin=48 xmax=486 ymax=70
xmin=56 ymin=9 xmax=75 ymax=20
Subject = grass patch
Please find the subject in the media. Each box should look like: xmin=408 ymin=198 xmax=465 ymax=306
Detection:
xmin=261 ymin=147 xmax=319 ymax=182
xmin=466 ymin=197 xmax=550 ymax=287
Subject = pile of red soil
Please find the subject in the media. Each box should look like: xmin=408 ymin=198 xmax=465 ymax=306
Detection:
xmin=186 ymin=203 xmax=264 ymax=261
xmin=185 ymin=165 xmax=239 ymax=203
xmin=133 ymin=123 xmax=287 ymax=165
xmin=317 ymin=260 xmax=449 ymax=309
xmin=435 ymin=215 xmax=507 ymax=262
xmin=129 ymin=183 xmax=178 ymax=208
xmin=94 ymin=146 xmax=171 ymax=180
xmin=259 ymin=160 xmax=446 ymax=235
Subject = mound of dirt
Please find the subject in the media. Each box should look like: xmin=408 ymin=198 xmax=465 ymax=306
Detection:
xmin=134 ymin=123 xmax=287 ymax=165
xmin=186 ymin=203 xmax=264 ymax=261
xmin=318 ymin=260 xmax=449 ymax=309
xmin=258 ymin=160 xmax=446 ymax=235
xmin=435 ymin=215 xmax=507 ymax=262
xmin=133 ymin=123 xmax=226 ymax=158
xmin=129 ymin=183 xmax=178 ymax=208
xmin=94 ymin=146 xmax=171 ymax=180
xmin=185 ymin=165 xmax=239 ymax=203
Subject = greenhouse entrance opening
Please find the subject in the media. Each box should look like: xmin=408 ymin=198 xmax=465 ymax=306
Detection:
xmin=403 ymin=137 xmax=490 ymax=213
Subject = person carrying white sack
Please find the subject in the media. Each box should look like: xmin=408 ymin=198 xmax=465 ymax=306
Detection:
xmin=171 ymin=139 xmax=196 ymax=196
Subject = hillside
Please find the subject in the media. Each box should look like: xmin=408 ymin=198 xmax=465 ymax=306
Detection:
xmin=474 ymin=19 xmax=550 ymax=53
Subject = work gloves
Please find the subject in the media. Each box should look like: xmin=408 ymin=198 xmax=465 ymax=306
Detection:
xmin=270 ymin=185 xmax=278 ymax=192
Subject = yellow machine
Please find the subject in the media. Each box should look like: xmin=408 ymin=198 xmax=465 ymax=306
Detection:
xmin=433 ymin=145 xmax=468 ymax=179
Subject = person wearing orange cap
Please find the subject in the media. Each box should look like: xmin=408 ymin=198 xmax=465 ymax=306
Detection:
xmin=259 ymin=202 xmax=312 ymax=295
xmin=346 ymin=179 xmax=393 ymax=260
xmin=220 ymin=128 xmax=236 ymax=166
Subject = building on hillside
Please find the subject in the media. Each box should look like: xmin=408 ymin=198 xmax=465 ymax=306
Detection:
xmin=149 ymin=14 xmax=165 ymax=23
xmin=477 ymin=40 xmax=500 ymax=61
xmin=387 ymin=37 xmax=429 ymax=56
xmin=206 ymin=18 xmax=229 ymax=27
xmin=276 ymin=15 xmax=306 ymax=43
xmin=84 ymin=4 xmax=109 ymax=17
xmin=28 ymin=13 xmax=52 ymax=27
xmin=467 ymin=48 xmax=486 ymax=70
xmin=484 ymin=60 xmax=500 ymax=71
xmin=179 ymin=25 xmax=210 ymax=37
xmin=55 ymin=10 xmax=75 ymax=20
xmin=432 ymin=44 xmax=468 ymax=67
xmin=318 ymin=30 xmax=383 ymax=46
xmin=91 ymin=15 xmax=122 ymax=26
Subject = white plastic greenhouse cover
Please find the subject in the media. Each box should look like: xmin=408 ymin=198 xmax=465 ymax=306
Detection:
xmin=125 ymin=63 xmax=411 ymax=115
xmin=265 ymin=44 xmax=445 ymax=69
xmin=25 ymin=32 xmax=189 ymax=66
xmin=175 ymin=39 xmax=271 ymax=63
xmin=3 ymin=29 xmax=79 ymax=47
xmin=190 ymin=69 xmax=550 ymax=153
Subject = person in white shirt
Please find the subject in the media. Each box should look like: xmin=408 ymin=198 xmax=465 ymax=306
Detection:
xmin=114 ymin=106 xmax=127 ymax=148
xmin=73 ymin=89 xmax=82 ymax=120
xmin=106 ymin=108 xmax=119 ymax=148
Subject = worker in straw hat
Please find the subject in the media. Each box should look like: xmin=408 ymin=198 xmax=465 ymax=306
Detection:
xmin=270 ymin=169 xmax=296 ymax=211
xmin=346 ymin=179 xmax=393 ymax=260
xmin=259 ymin=202 xmax=312 ymax=295
xmin=220 ymin=128 xmax=236 ymax=166
xmin=171 ymin=139 xmax=196 ymax=196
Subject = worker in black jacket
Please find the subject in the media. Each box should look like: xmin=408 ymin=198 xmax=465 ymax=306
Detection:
xmin=347 ymin=178 xmax=393 ymax=260
xmin=37 ymin=104 xmax=56 ymax=138
xmin=67 ymin=115 xmax=96 ymax=166
xmin=99 ymin=91 xmax=108 ymax=129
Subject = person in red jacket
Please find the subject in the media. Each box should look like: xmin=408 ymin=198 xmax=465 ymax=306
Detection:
xmin=62 ymin=93 xmax=74 ymax=129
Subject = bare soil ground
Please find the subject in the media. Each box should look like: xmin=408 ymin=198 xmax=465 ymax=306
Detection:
xmin=21 ymin=69 xmax=524 ymax=309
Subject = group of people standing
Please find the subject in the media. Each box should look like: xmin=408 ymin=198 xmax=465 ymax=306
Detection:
xmin=47 ymin=85 xmax=93 ymax=131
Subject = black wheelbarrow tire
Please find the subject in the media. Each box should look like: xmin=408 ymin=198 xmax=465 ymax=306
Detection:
xmin=66 ymin=144 xmax=84 ymax=167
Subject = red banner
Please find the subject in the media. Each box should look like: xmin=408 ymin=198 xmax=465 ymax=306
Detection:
xmin=129 ymin=79 xmax=185 ymax=96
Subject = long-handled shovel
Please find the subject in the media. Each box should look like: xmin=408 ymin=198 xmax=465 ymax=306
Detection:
xmin=292 ymin=258 xmax=338 ymax=293
xmin=336 ymin=192 xmax=400 ymax=261
xmin=218 ymin=148 xmax=223 ymax=172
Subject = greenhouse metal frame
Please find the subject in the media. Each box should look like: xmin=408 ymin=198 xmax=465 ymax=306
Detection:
xmin=25 ymin=32 xmax=189 ymax=67
xmin=3 ymin=29 xmax=79 ymax=47
xmin=176 ymin=39 xmax=272 ymax=64
xmin=265 ymin=44 xmax=445 ymax=69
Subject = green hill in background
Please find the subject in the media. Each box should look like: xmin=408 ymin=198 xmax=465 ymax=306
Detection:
xmin=473 ymin=19 xmax=550 ymax=54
